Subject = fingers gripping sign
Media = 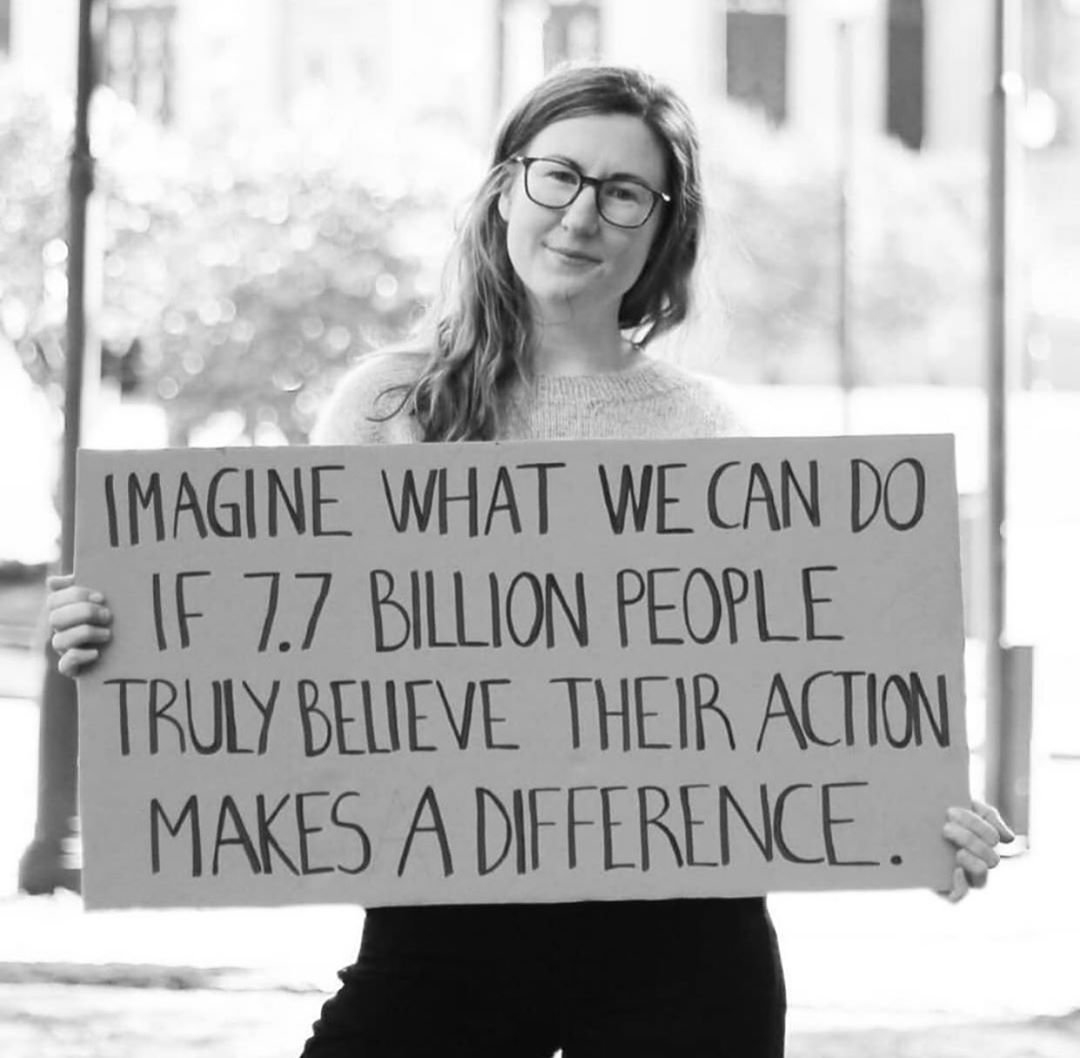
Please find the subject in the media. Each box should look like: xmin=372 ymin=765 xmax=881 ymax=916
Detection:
xmin=46 ymin=573 xmax=113 ymax=678
xmin=939 ymin=799 xmax=1016 ymax=903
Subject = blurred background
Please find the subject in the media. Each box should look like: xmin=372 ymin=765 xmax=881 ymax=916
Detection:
xmin=1 ymin=1 xmax=1078 ymax=1055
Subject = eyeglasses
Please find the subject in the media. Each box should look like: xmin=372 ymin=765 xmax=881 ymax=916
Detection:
xmin=511 ymin=156 xmax=671 ymax=229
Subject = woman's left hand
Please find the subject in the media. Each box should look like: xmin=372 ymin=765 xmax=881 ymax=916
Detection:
xmin=940 ymin=800 xmax=1016 ymax=902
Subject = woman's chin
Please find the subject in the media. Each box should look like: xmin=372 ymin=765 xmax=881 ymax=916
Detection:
xmin=528 ymin=275 xmax=607 ymax=310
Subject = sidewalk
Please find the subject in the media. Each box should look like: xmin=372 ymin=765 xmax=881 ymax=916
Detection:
xmin=3 ymin=658 xmax=1079 ymax=1055
xmin=3 ymin=830 xmax=1078 ymax=1023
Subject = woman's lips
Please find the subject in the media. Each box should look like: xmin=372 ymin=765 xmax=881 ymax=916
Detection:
xmin=545 ymin=244 xmax=602 ymax=265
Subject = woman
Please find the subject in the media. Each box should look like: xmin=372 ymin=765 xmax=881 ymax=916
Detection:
xmin=47 ymin=64 xmax=1012 ymax=1057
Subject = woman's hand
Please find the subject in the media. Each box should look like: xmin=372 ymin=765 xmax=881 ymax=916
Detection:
xmin=46 ymin=573 xmax=113 ymax=678
xmin=940 ymin=799 xmax=1015 ymax=902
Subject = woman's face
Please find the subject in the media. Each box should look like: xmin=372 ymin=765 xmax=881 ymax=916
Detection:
xmin=498 ymin=113 xmax=668 ymax=324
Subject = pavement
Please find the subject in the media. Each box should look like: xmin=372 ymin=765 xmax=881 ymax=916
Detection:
xmin=2 ymin=642 xmax=1079 ymax=1056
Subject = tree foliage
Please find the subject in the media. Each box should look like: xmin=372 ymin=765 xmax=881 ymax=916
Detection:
xmin=684 ymin=105 xmax=986 ymax=386
xmin=101 ymin=161 xmax=430 ymax=444
xmin=1 ymin=77 xmax=463 ymax=444
xmin=0 ymin=79 xmax=70 ymax=401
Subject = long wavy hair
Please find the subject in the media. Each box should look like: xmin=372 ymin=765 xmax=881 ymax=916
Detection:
xmin=395 ymin=64 xmax=704 ymax=441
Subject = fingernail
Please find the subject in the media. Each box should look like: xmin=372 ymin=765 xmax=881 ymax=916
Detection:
xmin=100 ymin=607 xmax=111 ymax=620
xmin=90 ymin=592 xmax=104 ymax=603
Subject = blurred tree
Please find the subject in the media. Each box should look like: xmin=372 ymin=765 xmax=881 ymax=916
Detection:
xmin=1 ymin=76 xmax=442 ymax=445
xmin=0 ymin=80 xmax=70 ymax=400
xmin=96 ymin=104 xmax=448 ymax=444
xmin=695 ymin=104 xmax=985 ymax=386
xmin=99 ymin=157 xmax=429 ymax=444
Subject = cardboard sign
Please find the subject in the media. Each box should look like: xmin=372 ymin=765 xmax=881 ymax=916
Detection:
xmin=74 ymin=436 xmax=970 ymax=910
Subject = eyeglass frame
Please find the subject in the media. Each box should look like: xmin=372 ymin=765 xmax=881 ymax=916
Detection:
xmin=509 ymin=155 xmax=672 ymax=229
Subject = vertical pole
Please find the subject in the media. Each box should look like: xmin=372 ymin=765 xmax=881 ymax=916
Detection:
xmin=18 ymin=0 xmax=103 ymax=895
xmin=837 ymin=18 xmax=855 ymax=434
xmin=985 ymin=0 xmax=1020 ymax=815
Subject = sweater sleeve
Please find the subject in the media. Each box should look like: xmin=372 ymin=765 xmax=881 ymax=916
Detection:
xmin=708 ymin=379 xmax=753 ymax=438
xmin=309 ymin=352 xmax=425 ymax=446
xmin=666 ymin=364 xmax=753 ymax=439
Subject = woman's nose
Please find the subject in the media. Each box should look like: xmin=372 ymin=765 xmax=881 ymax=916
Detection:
xmin=560 ymin=184 xmax=602 ymax=233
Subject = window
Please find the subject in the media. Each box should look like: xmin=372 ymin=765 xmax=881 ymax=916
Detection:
xmin=723 ymin=0 xmax=789 ymax=124
xmin=105 ymin=1 xmax=178 ymax=125
xmin=885 ymin=0 xmax=924 ymax=149
xmin=543 ymin=1 xmax=601 ymax=71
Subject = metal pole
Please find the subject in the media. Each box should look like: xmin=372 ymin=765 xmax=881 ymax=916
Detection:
xmin=837 ymin=19 xmax=855 ymax=434
xmin=985 ymin=0 xmax=1020 ymax=814
xmin=18 ymin=0 xmax=103 ymax=895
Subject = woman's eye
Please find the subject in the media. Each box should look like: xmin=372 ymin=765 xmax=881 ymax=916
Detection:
xmin=543 ymin=167 xmax=578 ymax=185
xmin=605 ymin=183 xmax=647 ymax=204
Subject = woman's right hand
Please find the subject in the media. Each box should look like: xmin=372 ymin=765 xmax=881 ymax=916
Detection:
xmin=46 ymin=573 xmax=113 ymax=678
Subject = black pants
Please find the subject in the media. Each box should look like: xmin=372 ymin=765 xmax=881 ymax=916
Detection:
xmin=300 ymin=898 xmax=786 ymax=1057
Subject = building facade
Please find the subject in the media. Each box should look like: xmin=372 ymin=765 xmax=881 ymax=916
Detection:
xmin=3 ymin=0 xmax=1045 ymax=157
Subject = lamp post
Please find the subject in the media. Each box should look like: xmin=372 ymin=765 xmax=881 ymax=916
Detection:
xmin=836 ymin=17 xmax=855 ymax=433
xmin=18 ymin=0 xmax=105 ymax=895
xmin=824 ymin=0 xmax=874 ymax=434
xmin=986 ymin=0 xmax=1032 ymax=836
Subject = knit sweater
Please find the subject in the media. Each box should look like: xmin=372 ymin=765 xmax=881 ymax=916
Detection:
xmin=311 ymin=350 xmax=745 ymax=445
